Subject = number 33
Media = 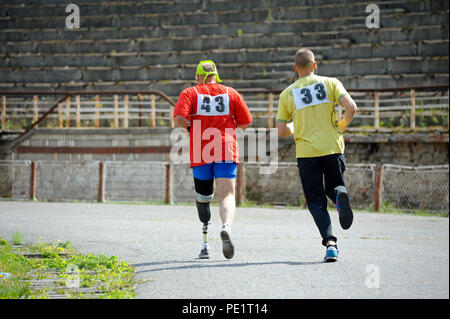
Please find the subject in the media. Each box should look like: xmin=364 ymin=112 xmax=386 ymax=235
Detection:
xmin=300 ymin=83 xmax=327 ymax=104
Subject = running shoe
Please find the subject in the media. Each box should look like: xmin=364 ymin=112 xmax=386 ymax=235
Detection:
xmin=199 ymin=244 xmax=210 ymax=259
xmin=324 ymin=245 xmax=339 ymax=262
xmin=220 ymin=227 xmax=234 ymax=259
xmin=336 ymin=192 xmax=353 ymax=230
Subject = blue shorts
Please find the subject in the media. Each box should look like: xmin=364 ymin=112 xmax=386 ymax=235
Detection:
xmin=192 ymin=162 xmax=237 ymax=180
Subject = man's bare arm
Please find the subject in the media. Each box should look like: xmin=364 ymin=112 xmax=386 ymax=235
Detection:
xmin=174 ymin=115 xmax=190 ymax=130
xmin=276 ymin=121 xmax=294 ymax=138
xmin=237 ymin=122 xmax=252 ymax=130
xmin=338 ymin=94 xmax=358 ymax=132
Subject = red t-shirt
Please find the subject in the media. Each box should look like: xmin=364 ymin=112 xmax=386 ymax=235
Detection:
xmin=173 ymin=83 xmax=252 ymax=167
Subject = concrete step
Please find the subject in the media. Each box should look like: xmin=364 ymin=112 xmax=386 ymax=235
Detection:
xmin=246 ymin=57 xmax=449 ymax=80
xmin=2 ymin=0 xmax=447 ymax=20
xmin=2 ymin=10 xmax=448 ymax=42
xmin=2 ymin=39 xmax=447 ymax=68
xmin=1 ymin=57 xmax=447 ymax=83
xmin=0 ymin=32 xmax=356 ymax=54
xmin=1 ymin=73 xmax=447 ymax=97
xmin=2 ymin=0 xmax=432 ymax=17
xmin=3 ymin=23 xmax=448 ymax=55
xmin=0 ymin=2 xmax=417 ymax=30
xmin=2 ymin=15 xmax=447 ymax=48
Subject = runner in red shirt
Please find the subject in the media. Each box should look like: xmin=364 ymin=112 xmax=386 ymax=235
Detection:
xmin=174 ymin=60 xmax=252 ymax=260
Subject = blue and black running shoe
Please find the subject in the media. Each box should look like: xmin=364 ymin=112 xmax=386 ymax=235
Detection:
xmin=324 ymin=245 xmax=339 ymax=262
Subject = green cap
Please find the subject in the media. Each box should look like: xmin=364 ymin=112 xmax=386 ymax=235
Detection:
xmin=196 ymin=60 xmax=222 ymax=84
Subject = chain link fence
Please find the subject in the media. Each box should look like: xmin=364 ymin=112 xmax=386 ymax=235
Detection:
xmin=343 ymin=164 xmax=376 ymax=210
xmin=35 ymin=161 xmax=100 ymax=202
xmin=244 ymin=163 xmax=376 ymax=209
xmin=0 ymin=160 xmax=448 ymax=213
xmin=382 ymin=164 xmax=449 ymax=211
xmin=245 ymin=162 xmax=303 ymax=206
xmin=0 ymin=160 xmax=31 ymax=200
xmin=172 ymin=163 xmax=195 ymax=203
xmin=104 ymin=161 xmax=167 ymax=202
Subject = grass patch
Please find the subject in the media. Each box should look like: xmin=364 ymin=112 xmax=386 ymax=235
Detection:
xmin=11 ymin=232 xmax=23 ymax=245
xmin=0 ymin=236 xmax=136 ymax=299
xmin=0 ymin=241 xmax=33 ymax=299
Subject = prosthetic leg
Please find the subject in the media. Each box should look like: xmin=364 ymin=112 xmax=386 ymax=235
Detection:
xmin=197 ymin=199 xmax=211 ymax=258
xmin=194 ymin=178 xmax=214 ymax=259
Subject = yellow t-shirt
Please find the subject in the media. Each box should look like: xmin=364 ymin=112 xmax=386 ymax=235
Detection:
xmin=276 ymin=74 xmax=348 ymax=158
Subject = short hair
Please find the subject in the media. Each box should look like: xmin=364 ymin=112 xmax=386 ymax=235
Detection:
xmin=294 ymin=49 xmax=315 ymax=68
xmin=200 ymin=62 xmax=215 ymax=72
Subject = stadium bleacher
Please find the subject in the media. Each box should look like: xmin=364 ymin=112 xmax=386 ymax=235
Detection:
xmin=0 ymin=0 xmax=448 ymax=97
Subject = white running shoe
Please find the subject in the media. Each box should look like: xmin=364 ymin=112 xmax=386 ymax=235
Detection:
xmin=220 ymin=225 xmax=234 ymax=259
xmin=199 ymin=243 xmax=210 ymax=259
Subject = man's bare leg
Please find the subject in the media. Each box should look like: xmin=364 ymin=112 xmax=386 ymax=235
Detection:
xmin=215 ymin=178 xmax=236 ymax=259
xmin=215 ymin=178 xmax=236 ymax=226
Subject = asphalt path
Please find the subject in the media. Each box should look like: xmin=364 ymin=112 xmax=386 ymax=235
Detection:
xmin=0 ymin=201 xmax=448 ymax=299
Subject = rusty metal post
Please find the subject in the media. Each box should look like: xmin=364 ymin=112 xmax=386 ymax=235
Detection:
xmin=94 ymin=95 xmax=100 ymax=128
xmin=30 ymin=161 xmax=36 ymax=201
xmin=113 ymin=94 xmax=119 ymax=128
xmin=138 ymin=93 xmax=143 ymax=128
xmin=151 ymin=94 xmax=156 ymax=128
xmin=374 ymin=164 xmax=383 ymax=211
xmin=374 ymin=92 xmax=380 ymax=132
xmin=165 ymin=163 xmax=172 ymax=204
xmin=123 ymin=94 xmax=129 ymax=128
xmin=448 ymin=90 xmax=450 ymax=131
xmin=410 ymin=89 xmax=416 ymax=131
xmin=65 ymin=96 xmax=71 ymax=128
xmin=75 ymin=95 xmax=81 ymax=128
xmin=98 ymin=162 xmax=105 ymax=203
xmin=1 ymin=95 xmax=5 ymax=131
xmin=267 ymin=93 xmax=274 ymax=129
xmin=33 ymin=95 xmax=39 ymax=128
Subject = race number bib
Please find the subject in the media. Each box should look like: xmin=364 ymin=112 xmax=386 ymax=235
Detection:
xmin=292 ymin=82 xmax=329 ymax=110
xmin=196 ymin=93 xmax=230 ymax=116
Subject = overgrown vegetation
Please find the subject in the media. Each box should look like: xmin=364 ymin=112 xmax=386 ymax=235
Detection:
xmin=0 ymin=236 xmax=136 ymax=299
xmin=0 ymin=240 xmax=33 ymax=298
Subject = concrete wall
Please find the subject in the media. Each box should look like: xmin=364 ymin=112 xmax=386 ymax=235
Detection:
xmin=10 ymin=128 xmax=449 ymax=166
xmin=0 ymin=0 xmax=448 ymax=96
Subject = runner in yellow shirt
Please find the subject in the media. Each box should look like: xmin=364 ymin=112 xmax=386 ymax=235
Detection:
xmin=276 ymin=48 xmax=358 ymax=262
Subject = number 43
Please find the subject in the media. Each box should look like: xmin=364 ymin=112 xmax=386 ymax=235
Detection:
xmin=201 ymin=96 xmax=225 ymax=113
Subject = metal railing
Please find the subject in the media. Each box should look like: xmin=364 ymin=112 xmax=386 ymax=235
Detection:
xmin=239 ymin=85 xmax=449 ymax=131
xmin=1 ymin=85 xmax=448 ymax=138
xmin=0 ymin=90 xmax=177 ymax=141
